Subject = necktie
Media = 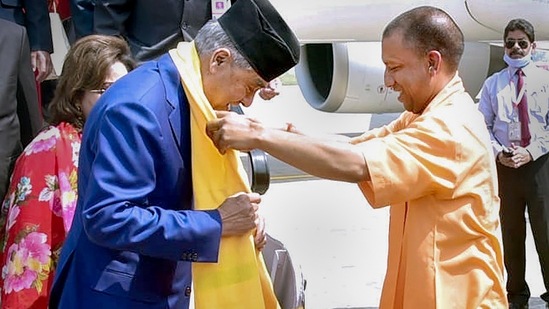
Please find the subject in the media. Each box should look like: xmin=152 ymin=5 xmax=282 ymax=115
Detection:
xmin=516 ymin=69 xmax=531 ymax=147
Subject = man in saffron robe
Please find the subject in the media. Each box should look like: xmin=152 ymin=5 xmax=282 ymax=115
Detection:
xmin=207 ymin=6 xmax=507 ymax=308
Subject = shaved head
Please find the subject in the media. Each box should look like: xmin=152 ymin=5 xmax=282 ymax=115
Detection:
xmin=382 ymin=6 xmax=464 ymax=72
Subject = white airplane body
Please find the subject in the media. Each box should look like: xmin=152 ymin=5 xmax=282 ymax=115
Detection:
xmin=268 ymin=0 xmax=549 ymax=113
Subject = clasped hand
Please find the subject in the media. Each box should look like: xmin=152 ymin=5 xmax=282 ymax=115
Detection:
xmin=498 ymin=145 xmax=532 ymax=168
xmin=218 ymin=192 xmax=266 ymax=250
xmin=218 ymin=192 xmax=260 ymax=236
xmin=206 ymin=111 xmax=262 ymax=154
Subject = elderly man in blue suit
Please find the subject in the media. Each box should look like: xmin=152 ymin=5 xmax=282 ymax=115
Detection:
xmin=49 ymin=0 xmax=300 ymax=308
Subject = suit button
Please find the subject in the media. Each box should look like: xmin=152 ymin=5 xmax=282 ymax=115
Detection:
xmin=192 ymin=253 xmax=198 ymax=261
xmin=185 ymin=286 xmax=192 ymax=297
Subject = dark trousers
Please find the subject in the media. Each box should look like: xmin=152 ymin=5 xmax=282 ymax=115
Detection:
xmin=498 ymin=153 xmax=549 ymax=304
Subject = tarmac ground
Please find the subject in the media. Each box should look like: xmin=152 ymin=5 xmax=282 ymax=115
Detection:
xmin=260 ymin=178 xmax=546 ymax=309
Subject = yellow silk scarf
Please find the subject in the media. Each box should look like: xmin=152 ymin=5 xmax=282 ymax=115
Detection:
xmin=169 ymin=42 xmax=279 ymax=309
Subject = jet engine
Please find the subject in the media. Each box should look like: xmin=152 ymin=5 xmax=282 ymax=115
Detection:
xmin=295 ymin=42 xmax=505 ymax=113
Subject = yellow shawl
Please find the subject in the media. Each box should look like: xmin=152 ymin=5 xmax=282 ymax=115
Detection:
xmin=169 ymin=42 xmax=279 ymax=309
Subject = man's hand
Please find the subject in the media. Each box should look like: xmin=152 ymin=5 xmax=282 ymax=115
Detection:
xmin=218 ymin=192 xmax=261 ymax=236
xmin=498 ymin=151 xmax=515 ymax=167
xmin=254 ymin=215 xmax=267 ymax=251
xmin=258 ymin=78 xmax=281 ymax=100
xmin=509 ymin=146 xmax=532 ymax=168
xmin=206 ymin=111 xmax=263 ymax=154
xmin=31 ymin=50 xmax=53 ymax=82
xmin=498 ymin=145 xmax=532 ymax=168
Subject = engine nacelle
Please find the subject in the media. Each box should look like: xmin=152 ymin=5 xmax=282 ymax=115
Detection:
xmin=295 ymin=42 xmax=505 ymax=113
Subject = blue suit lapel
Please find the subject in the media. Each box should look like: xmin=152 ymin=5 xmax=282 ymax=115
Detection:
xmin=159 ymin=54 xmax=185 ymax=148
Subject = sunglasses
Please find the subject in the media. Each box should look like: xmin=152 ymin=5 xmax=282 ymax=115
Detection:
xmin=505 ymin=39 xmax=530 ymax=49
xmin=89 ymin=82 xmax=115 ymax=95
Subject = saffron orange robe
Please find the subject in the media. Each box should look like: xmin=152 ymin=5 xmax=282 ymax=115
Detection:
xmin=352 ymin=75 xmax=507 ymax=309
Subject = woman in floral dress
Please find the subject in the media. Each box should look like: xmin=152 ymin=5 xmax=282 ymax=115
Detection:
xmin=0 ymin=34 xmax=135 ymax=308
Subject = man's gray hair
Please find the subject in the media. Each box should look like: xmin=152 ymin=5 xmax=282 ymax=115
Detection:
xmin=194 ymin=20 xmax=253 ymax=71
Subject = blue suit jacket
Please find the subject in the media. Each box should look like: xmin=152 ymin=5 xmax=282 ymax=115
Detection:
xmin=50 ymin=54 xmax=222 ymax=309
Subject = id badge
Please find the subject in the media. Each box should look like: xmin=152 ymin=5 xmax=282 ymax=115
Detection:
xmin=508 ymin=122 xmax=522 ymax=142
xmin=211 ymin=0 xmax=231 ymax=19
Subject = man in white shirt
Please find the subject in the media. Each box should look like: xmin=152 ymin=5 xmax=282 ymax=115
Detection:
xmin=478 ymin=18 xmax=549 ymax=309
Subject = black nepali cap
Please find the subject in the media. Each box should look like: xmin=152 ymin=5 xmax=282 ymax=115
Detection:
xmin=218 ymin=0 xmax=300 ymax=82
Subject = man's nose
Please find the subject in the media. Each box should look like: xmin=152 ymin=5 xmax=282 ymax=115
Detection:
xmin=240 ymin=95 xmax=255 ymax=107
xmin=384 ymin=71 xmax=394 ymax=88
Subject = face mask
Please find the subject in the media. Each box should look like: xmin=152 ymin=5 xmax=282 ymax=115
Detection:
xmin=503 ymin=51 xmax=532 ymax=69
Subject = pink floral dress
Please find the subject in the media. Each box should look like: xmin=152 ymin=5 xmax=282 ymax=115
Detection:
xmin=0 ymin=122 xmax=81 ymax=308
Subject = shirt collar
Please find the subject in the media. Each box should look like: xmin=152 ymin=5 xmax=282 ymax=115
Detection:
xmin=508 ymin=61 xmax=535 ymax=77
xmin=422 ymin=72 xmax=464 ymax=114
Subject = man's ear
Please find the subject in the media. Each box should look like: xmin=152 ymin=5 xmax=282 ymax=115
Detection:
xmin=426 ymin=50 xmax=442 ymax=73
xmin=209 ymin=48 xmax=232 ymax=73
